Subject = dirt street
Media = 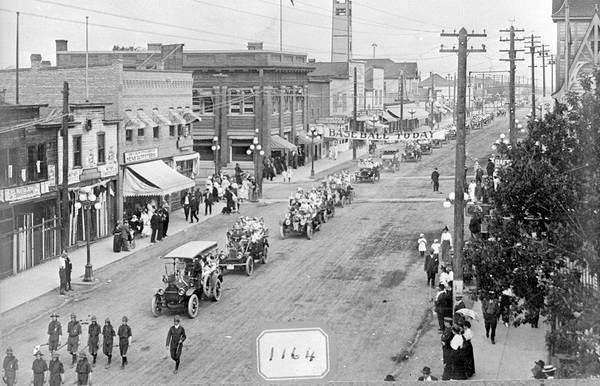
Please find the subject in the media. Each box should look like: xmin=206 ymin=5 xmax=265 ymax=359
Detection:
xmin=1 ymin=112 xmax=516 ymax=384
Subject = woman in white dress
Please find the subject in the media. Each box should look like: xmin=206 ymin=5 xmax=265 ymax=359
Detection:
xmin=238 ymin=180 xmax=249 ymax=202
xmin=141 ymin=208 xmax=152 ymax=238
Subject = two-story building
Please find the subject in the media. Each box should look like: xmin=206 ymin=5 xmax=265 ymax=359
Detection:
xmin=0 ymin=104 xmax=60 ymax=278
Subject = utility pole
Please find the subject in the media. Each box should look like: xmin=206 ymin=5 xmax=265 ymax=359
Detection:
xmin=16 ymin=12 xmax=19 ymax=104
xmin=372 ymin=43 xmax=377 ymax=59
xmin=500 ymin=25 xmax=524 ymax=145
xmin=538 ymin=44 xmax=549 ymax=97
xmin=61 ymin=82 xmax=70 ymax=251
xmin=453 ymin=72 xmax=457 ymax=122
xmin=352 ymin=67 xmax=357 ymax=160
xmin=440 ymin=27 xmax=486 ymax=309
xmin=429 ymin=72 xmax=435 ymax=128
xmin=526 ymin=35 xmax=541 ymax=120
xmin=399 ymin=69 xmax=404 ymax=132
xmin=548 ymin=54 xmax=556 ymax=94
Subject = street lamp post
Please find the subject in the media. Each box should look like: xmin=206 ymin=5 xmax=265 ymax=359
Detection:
xmin=408 ymin=109 xmax=416 ymax=131
xmin=246 ymin=129 xmax=264 ymax=202
xmin=211 ymin=136 xmax=220 ymax=177
xmin=308 ymin=126 xmax=320 ymax=178
xmin=74 ymin=186 xmax=101 ymax=282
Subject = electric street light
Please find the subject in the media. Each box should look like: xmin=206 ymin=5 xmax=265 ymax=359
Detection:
xmin=443 ymin=191 xmax=470 ymax=209
xmin=211 ymin=136 xmax=220 ymax=177
xmin=308 ymin=126 xmax=321 ymax=178
xmin=246 ymin=129 xmax=264 ymax=202
xmin=74 ymin=186 xmax=101 ymax=282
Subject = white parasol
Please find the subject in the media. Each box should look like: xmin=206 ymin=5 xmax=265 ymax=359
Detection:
xmin=456 ymin=308 xmax=480 ymax=322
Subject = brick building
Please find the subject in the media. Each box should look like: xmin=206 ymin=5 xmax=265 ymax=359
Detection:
xmin=0 ymin=104 xmax=60 ymax=278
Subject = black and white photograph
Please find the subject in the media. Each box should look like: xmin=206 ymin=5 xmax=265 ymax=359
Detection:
xmin=1 ymin=0 xmax=599 ymax=384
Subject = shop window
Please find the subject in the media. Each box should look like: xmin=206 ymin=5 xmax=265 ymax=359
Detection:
xmin=153 ymin=126 xmax=160 ymax=139
xmin=193 ymin=141 xmax=214 ymax=161
xmin=73 ymin=136 xmax=82 ymax=167
xmin=229 ymin=89 xmax=254 ymax=114
xmin=169 ymin=125 xmax=175 ymax=137
xmin=137 ymin=127 xmax=145 ymax=138
xmin=125 ymin=129 xmax=133 ymax=142
xmin=97 ymin=133 xmax=106 ymax=164
xmin=231 ymin=140 xmax=253 ymax=162
xmin=176 ymin=159 xmax=194 ymax=178
xmin=243 ymin=90 xmax=254 ymax=113
xmin=0 ymin=148 xmax=7 ymax=186
xmin=229 ymin=90 xmax=242 ymax=114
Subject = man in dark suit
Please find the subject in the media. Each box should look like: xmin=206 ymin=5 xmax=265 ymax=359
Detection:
xmin=418 ymin=366 xmax=438 ymax=381
xmin=431 ymin=168 xmax=440 ymax=192
xmin=150 ymin=209 xmax=160 ymax=243
xmin=166 ymin=316 xmax=186 ymax=374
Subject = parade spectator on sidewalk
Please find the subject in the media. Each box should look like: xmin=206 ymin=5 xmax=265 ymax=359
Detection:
xmin=161 ymin=204 xmax=170 ymax=237
xmin=542 ymin=365 xmax=556 ymax=379
xmin=435 ymin=286 xmax=452 ymax=332
xmin=189 ymin=196 xmax=199 ymax=223
xmin=181 ymin=192 xmax=191 ymax=221
xmin=431 ymin=168 xmax=440 ymax=192
xmin=482 ymin=292 xmax=500 ymax=344
xmin=203 ymin=188 xmax=213 ymax=215
xmin=2 ymin=348 xmax=18 ymax=386
xmin=430 ymin=239 xmax=440 ymax=261
xmin=532 ymin=360 xmax=546 ymax=379
xmin=64 ymin=252 xmax=73 ymax=291
xmin=486 ymin=158 xmax=495 ymax=177
xmin=234 ymin=163 xmax=243 ymax=185
xmin=424 ymin=251 xmax=438 ymax=288
xmin=150 ymin=209 xmax=160 ymax=243
xmin=58 ymin=253 xmax=67 ymax=295
xmin=440 ymin=226 xmax=453 ymax=267
xmin=463 ymin=321 xmax=475 ymax=378
xmin=417 ymin=366 xmax=438 ymax=381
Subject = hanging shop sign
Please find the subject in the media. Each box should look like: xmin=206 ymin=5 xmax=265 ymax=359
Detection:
xmin=124 ymin=148 xmax=159 ymax=164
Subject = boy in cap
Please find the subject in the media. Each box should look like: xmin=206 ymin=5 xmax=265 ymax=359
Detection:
xmin=75 ymin=352 xmax=92 ymax=385
xmin=67 ymin=313 xmax=82 ymax=367
xmin=417 ymin=366 xmax=438 ymax=381
xmin=47 ymin=312 xmax=62 ymax=353
xmin=87 ymin=316 xmax=101 ymax=366
xmin=102 ymin=318 xmax=115 ymax=369
xmin=2 ymin=348 xmax=18 ymax=386
xmin=48 ymin=352 xmax=64 ymax=386
xmin=30 ymin=351 xmax=48 ymax=386
xmin=58 ymin=253 xmax=67 ymax=295
xmin=166 ymin=315 xmax=187 ymax=374
xmin=117 ymin=316 xmax=132 ymax=370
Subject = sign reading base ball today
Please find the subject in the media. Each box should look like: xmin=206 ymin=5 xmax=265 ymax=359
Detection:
xmin=253 ymin=322 xmax=336 ymax=382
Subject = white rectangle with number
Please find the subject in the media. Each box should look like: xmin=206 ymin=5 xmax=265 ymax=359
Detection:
xmin=226 ymin=264 xmax=234 ymax=270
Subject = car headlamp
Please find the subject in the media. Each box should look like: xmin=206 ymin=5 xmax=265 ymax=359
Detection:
xmin=158 ymin=288 xmax=165 ymax=296
xmin=285 ymin=219 xmax=290 ymax=225
xmin=178 ymin=288 xmax=184 ymax=296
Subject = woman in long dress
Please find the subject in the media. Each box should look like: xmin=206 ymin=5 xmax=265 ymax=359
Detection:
xmin=141 ymin=208 xmax=152 ymax=238
xmin=238 ymin=180 xmax=249 ymax=202
xmin=440 ymin=226 xmax=453 ymax=268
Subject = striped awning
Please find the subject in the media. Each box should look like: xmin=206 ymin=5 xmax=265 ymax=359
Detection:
xmin=123 ymin=160 xmax=195 ymax=197
xmin=137 ymin=109 xmax=157 ymax=128
xmin=124 ymin=110 xmax=143 ymax=129
xmin=152 ymin=109 xmax=171 ymax=126
xmin=270 ymin=135 xmax=297 ymax=151
xmin=169 ymin=108 xmax=187 ymax=125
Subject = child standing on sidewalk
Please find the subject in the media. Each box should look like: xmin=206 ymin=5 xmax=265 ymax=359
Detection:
xmin=417 ymin=233 xmax=427 ymax=258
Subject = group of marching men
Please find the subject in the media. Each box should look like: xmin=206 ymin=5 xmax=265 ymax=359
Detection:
xmin=2 ymin=312 xmax=132 ymax=386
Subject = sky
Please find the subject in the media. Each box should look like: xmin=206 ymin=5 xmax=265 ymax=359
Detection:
xmin=0 ymin=0 xmax=557 ymax=80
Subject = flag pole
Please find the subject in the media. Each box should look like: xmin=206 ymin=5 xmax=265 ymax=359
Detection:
xmin=85 ymin=16 xmax=89 ymax=102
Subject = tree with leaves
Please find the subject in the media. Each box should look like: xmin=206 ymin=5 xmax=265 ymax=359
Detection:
xmin=464 ymin=69 xmax=600 ymax=378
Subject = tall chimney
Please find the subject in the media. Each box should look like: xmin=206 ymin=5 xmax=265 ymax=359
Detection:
xmin=31 ymin=54 xmax=42 ymax=70
xmin=56 ymin=40 xmax=68 ymax=52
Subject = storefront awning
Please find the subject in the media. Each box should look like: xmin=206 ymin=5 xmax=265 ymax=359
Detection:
xmin=173 ymin=153 xmax=200 ymax=163
xmin=296 ymin=130 xmax=323 ymax=145
xmin=386 ymin=105 xmax=429 ymax=120
xmin=381 ymin=110 xmax=398 ymax=122
xmin=137 ymin=109 xmax=157 ymax=128
xmin=124 ymin=110 xmax=143 ymax=129
xmin=169 ymin=108 xmax=187 ymax=125
xmin=153 ymin=109 xmax=171 ymax=126
xmin=123 ymin=160 xmax=195 ymax=197
xmin=270 ymin=135 xmax=297 ymax=151
xmin=178 ymin=107 xmax=202 ymax=124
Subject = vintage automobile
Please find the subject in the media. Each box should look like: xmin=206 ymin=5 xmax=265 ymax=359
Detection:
xmin=354 ymin=160 xmax=381 ymax=183
xmin=151 ymin=241 xmax=223 ymax=318
xmin=327 ymin=172 xmax=354 ymax=206
xmin=417 ymin=139 xmax=434 ymax=155
xmin=220 ymin=217 xmax=269 ymax=276
xmin=401 ymin=142 xmax=422 ymax=162
xmin=280 ymin=203 xmax=321 ymax=240
xmin=380 ymin=150 xmax=400 ymax=173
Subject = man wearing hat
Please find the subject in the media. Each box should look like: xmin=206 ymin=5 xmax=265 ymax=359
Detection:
xmin=440 ymin=317 xmax=454 ymax=368
xmin=58 ymin=252 xmax=67 ymax=295
xmin=47 ymin=312 xmax=62 ymax=353
xmin=2 ymin=348 xmax=18 ymax=386
xmin=482 ymin=292 xmax=500 ymax=344
xmin=64 ymin=253 xmax=73 ymax=291
xmin=203 ymin=188 xmax=214 ymax=215
xmin=531 ymin=360 xmax=546 ymax=379
xmin=117 ymin=316 xmax=132 ymax=370
xmin=75 ymin=352 xmax=92 ymax=385
xmin=417 ymin=366 xmax=438 ymax=381
xmin=101 ymin=318 xmax=115 ymax=369
xmin=67 ymin=313 xmax=82 ymax=368
xmin=542 ymin=364 xmax=556 ymax=379
xmin=30 ymin=350 xmax=48 ymax=386
xmin=166 ymin=315 xmax=187 ymax=374
xmin=48 ymin=352 xmax=64 ymax=386
xmin=87 ymin=316 xmax=101 ymax=366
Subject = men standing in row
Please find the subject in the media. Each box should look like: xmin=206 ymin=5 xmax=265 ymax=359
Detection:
xmin=67 ymin=313 xmax=82 ymax=368
xmin=87 ymin=316 xmax=101 ymax=367
xmin=2 ymin=348 xmax=18 ymax=386
xmin=166 ymin=316 xmax=186 ymax=374
xmin=47 ymin=312 xmax=62 ymax=353
xmin=117 ymin=316 xmax=132 ymax=370
xmin=102 ymin=318 xmax=116 ymax=369
xmin=48 ymin=352 xmax=64 ymax=386
xmin=150 ymin=208 xmax=161 ymax=244
xmin=30 ymin=351 xmax=48 ymax=386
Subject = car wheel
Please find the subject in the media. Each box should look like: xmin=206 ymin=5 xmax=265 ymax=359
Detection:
xmin=280 ymin=224 xmax=286 ymax=239
xmin=261 ymin=244 xmax=269 ymax=264
xmin=245 ymin=256 xmax=254 ymax=276
xmin=187 ymin=294 xmax=199 ymax=319
xmin=306 ymin=224 xmax=313 ymax=240
xmin=151 ymin=295 xmax=162 ymax=317
xmin=211 ymin=275 xmax=222 ymax=301
xmin=202 ymin=275 xmax=211 ymax=298
xmin=341 ymin=196 xmax=345 ymax=207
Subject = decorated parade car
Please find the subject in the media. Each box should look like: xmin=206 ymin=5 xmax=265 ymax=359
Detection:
xmin=401 ymin=142 xmax=422 ymax=162
xmin=280 ymin=188 xmax=324 ymax=240
xmin=417 ymin=139 xmax=434 ymax=155
xmin=152 ymin=241 xmax=223 ymax=319
xmin=326 ymin=172 xmax=355 ymax=206
xmin=354 ymin=159 xmax=381 ymax=183
xmin=220 ymin=217 xmax=269 ymax=276
xmin=380 ymin=149 xmax=401 ymax=172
